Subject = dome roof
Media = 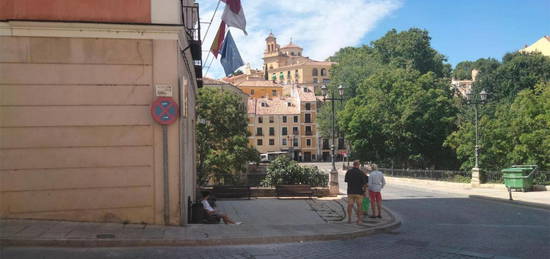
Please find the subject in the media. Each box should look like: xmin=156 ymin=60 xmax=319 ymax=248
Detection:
xmin=281 ymin=42 xmax=302 ymax=49
xmin=265 ymin=32 xmax=276 ymax=40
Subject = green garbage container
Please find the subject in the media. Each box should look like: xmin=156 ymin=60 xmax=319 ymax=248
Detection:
xmin=502 ymin=165 xmax=537 ymax=192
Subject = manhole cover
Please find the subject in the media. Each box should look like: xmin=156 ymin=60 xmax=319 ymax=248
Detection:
xmin=96 ymin=233 xmax=116 ymax=239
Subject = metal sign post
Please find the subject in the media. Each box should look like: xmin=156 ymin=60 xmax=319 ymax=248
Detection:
xmin=150 ymin=97 xmax=179 ymax=225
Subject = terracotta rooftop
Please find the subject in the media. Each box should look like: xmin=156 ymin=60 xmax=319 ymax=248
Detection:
xmin=281 ymin=42 xmax=302 ymax=49
xmin=296 ymin=86 xmax=317 ymax=102
xmin=221 ymin=70 xmax=264 ymax=84
xmin=248 ymin=97 xmax=300 ymax=115
xmin=203 ymin=77 xmax=230 ymax=85
xmin=269 ymin=59 xmax=335 ymax=71
xmin=236 ymin=79 xmax=283 ymax=88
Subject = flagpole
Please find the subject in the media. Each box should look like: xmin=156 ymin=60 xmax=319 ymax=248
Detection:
xmin=201 ymin=0 xmax=221 ymax=48
xmin=201 ymin=1 xmax=222 ymax=72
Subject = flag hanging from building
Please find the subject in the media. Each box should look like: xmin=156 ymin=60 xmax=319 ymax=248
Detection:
xmin=210 ymin=21 xmax=226 ymax=58
xmin=221 ymin=0 xmax=247 ymax=35
xmin=220 ymin=31 xmax=244 ymax=76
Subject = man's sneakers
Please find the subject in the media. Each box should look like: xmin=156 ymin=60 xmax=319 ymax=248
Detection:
xmin=235 ymin=222 xmax=242 ymax=225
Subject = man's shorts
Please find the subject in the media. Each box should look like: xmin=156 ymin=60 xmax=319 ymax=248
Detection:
xmin=369 ymin=191 xmax=382 ymax=202
xmin=348 ymin=194 xmax=363 ymax=204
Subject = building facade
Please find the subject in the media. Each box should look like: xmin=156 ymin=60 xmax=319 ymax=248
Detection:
xmin=203 ymin=77 xmax=249 ymax=105
xmin=0 ymin=0 xmax=200 ymax=226
xmin=521 ymin=36 xmax=550 ymax=56
xmin=262 ymin=33 xmax=334 ymax=92
xmin=247 ymin=85 xmax=318 ymax=162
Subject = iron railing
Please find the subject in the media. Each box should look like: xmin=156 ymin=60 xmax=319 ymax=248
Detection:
xmin=377 ymin=168 xmax=471 ymax=183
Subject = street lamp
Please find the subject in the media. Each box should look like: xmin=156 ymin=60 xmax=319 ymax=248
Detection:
xmin=467 ymin=89 xmax=488 ymax=186
xmin=321 ymin=85 xmax=345 ymax=195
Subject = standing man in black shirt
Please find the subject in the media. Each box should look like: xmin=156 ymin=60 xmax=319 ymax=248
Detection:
xmin=345 ymin=160 xmax=368 ymax=224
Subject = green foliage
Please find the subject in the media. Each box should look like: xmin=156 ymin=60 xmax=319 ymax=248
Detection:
xmin=471 ymin=52 xmax=550 ymax=102
xmin=325 ymin=27 xmax=550 ymax=174
xmin=370 ymin=28 xmax=451 ymax=78
xmin=327 ymin=28 xmax=451 ymax=98
xmin=328 ymin=28 xmax=457 ymax=169
xmin=196 ymin=88 xmax=259 ymax=185
xmin=453 ymin=61 xmax=474 ymax=80
xmin=261 ymin=156 xmax=328 ymax=187
xmin=446 ymin=82 xmax=550 ymax=171
xmin=340 ymin=68 xmax=457 ymax=168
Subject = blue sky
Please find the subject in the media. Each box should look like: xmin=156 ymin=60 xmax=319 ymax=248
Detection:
xmin=362 ymin=0 xmax=550 ymax=66
xmin=199 ymin=0 xmax=549 ymax=79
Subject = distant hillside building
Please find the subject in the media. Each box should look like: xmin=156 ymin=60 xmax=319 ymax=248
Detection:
xmin=451 ymin=69 xmax=479 ymax=98
xmin=521 ymin=36 xmax=550 ymax=56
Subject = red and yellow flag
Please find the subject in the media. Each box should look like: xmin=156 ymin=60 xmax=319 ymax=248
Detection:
xmin=210 ymin=21 xmax=226 ymax=58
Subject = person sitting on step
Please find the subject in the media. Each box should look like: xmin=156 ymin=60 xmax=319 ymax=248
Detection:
xmin=201 ymin=191 xmax=241 ymax=225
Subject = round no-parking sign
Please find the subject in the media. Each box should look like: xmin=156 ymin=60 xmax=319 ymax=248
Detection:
xmin=150 ymin=97 xmax=179 ymax=125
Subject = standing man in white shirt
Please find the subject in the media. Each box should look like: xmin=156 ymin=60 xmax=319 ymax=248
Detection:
xmin=367 ymin=163 xmax=386 ymax=218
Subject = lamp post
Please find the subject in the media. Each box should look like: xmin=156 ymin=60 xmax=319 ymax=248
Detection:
xmin=321 ymin=85 xmax=345 ymax=195
xmin=467 ymin=89 xmax=488 ymax=187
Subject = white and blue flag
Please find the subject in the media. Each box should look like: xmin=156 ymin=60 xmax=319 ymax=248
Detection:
xmin=220 ymin=31 xmax=244 ymax=76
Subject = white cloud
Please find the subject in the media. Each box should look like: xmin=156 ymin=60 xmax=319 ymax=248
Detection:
xmin=197 ymin=0 xmax=402 ymax=79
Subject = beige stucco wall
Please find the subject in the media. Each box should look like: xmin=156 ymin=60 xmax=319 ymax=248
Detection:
xmin=247 ymin=114 xmax=301 ymax=154
xmin=239 ymin=86 xmax=282 ymax=98
xmin=0 ymin=36 xmax=189 ymax=225
xmin=521 ymin=36 xmax=550 ymax=56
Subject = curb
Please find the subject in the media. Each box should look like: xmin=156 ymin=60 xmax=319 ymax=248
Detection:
xmin=469 ymin=195 xmax=550 ymax=211
xmin=0 ymin=207 xmax=401 ymax=247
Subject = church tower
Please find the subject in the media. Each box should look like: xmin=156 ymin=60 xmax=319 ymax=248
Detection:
xmin=264 ymin=32 xmax=279 ymax=56
xmin=263 ymin=33 xmax=283 ymax=73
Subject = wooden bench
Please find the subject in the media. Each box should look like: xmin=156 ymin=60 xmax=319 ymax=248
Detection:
xmin=212 ymin=185 xmax=251 ymax=199
xmin=275 ymin=185 xmax=313 ymax=198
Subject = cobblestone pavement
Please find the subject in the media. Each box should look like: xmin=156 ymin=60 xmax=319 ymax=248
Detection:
xmin=305 ymin=198 xmax=346 ymax=222
xmin=0 ymin=234 xmax=486 ymax=259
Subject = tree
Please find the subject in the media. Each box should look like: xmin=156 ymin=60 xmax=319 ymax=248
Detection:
xmin=453 ymin=61 xmax=474 ymax=80
xmin=447 ymin=52 xmax=550 ymax=171
xmin=339 ymin=68 xmax=457 ymax=168
xmin=325 ymin=28 xmax=457 ymax=169
xmin=506 ymin=83 xmax=550 ymax=170
xmin=469 ymin=53 xmax=550 ymax=102
xmin=196 ymin=88 xmax=258 ymax=185
xmin=327 ymin=28 xmax=451 ymax=98
xmin=370 ymin=28 xmax=451 ymax=78
xmin=446 ymin=83 xmax=550 ymax=171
